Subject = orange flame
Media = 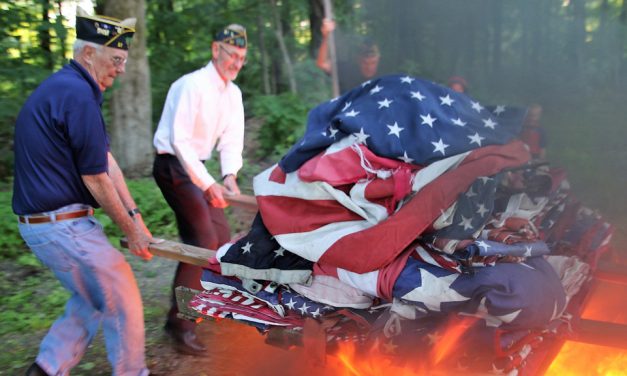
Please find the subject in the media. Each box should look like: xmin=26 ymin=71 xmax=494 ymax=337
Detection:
xmin=328 ymin=341 xmax=425 ymax=376
xmin=321 ymin=317 xmax=477 ymax=375
xmin=581 ymin=281 xmax=627 ymax=324
xmin=546 ymin=279 xmax=627 ymax=375
xmin=429 ymin=316 xmax=476 ymax=365
xmin=546 ymin=342 xmax=627 ymax=376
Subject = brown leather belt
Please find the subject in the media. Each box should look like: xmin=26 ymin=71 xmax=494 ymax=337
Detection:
xmin=18 ymin=209 xmax=94 ymax=224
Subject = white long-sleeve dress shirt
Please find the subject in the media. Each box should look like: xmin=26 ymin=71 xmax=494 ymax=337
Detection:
xmin=153 ymin=62 xmax=245 ymax=191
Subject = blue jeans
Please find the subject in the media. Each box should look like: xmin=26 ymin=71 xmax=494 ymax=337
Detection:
xmin=18 ymin=204 xmax=149 ymax=376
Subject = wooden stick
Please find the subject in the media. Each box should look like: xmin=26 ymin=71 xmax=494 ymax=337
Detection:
xmin=226 ymin=193 xmax=258 ymax=211
xmin=119 ymin=194 xmax=255 ymax=265
xmin=120 ymin=238 xmax=215 ymax=267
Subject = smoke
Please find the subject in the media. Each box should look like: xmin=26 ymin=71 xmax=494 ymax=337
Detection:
xmin=352 ymin=0 xmax=627 ymax=246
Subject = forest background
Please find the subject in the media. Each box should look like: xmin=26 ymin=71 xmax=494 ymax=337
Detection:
xmin=1 ymin=0 xmax=626 ymax=374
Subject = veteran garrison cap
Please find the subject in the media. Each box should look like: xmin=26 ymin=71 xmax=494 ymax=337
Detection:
xmin=214 ymin=24 xmax=247 ymax=48
xmin=76 ymin=11 xmax=136 ymax=50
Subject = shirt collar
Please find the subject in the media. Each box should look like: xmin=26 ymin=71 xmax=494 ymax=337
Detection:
xmin=206 ymin=61 xmax=230 ymax=92
xmin=68 ymin=59 xmax=104 ymax=105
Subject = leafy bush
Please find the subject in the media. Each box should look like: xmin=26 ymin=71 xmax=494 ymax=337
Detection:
xmin=95 ymin=178 xmax=180 ymax=243
xmin=251 ymin=93 xmax=309 ymax=160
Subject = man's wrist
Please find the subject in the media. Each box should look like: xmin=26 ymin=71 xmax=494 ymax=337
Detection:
xmin=222 ymin=174 xmax=236 ymax=181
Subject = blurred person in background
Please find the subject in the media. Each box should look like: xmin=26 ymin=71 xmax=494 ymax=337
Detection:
xmin=519 ymin=103 xmax=547 ymax=160
xmin=447 ymin=75 xmax=468 ymax=94
xmin=317 ymin=18 xmax=381 ymax=93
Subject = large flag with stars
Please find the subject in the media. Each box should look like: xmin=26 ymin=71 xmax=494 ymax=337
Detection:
xmin=206 ymin=75 xmax=614 ymax=374
xmin=219 ymin=75 xmax=531 ymax=281
xmin=392 ymin=254 xmax=567 ymax=330
xmin=279 ymin=74 xmax=527 ymax=173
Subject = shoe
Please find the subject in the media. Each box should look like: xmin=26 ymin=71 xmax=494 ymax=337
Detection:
xmin=164 ymin=323 xmax=207 ymax=356
xmin=25 ymin=362 xmax=49 ymax=376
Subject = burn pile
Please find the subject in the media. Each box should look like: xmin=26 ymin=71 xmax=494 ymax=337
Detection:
xmin=188 ymin=75 xmax=613 ymax=374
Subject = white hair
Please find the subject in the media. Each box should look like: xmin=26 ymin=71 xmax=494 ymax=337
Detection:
xmin=73 ymin=39 xmax=102 ymax=57
xmin=225 ymin=24 xmax=246 ymax=34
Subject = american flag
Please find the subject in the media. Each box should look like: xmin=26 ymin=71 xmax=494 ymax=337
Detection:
xmin=392 ymin=254 xmax=567 ymax=330
xmin=279 ymin=74 xmax=527 ymax=172
xmin=220 ymin=142 xmax=529 ymax=281
xmin=219 ymin=74 xmax=531 ymax=283
xmin=204 ymin=75 xmax=620 ymax=376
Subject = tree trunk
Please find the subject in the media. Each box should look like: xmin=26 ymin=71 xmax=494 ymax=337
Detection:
xmin=308 ymin=0 xmax=324 ymax=59
xmin=55 ymin=1 xmax=67 ymax=60
xmin=103 ymin=0 xmax=153 ymax=177
xmin=569 ymin=0 xmax=586 ymax=78
xmin=270 ymin=0 xmax=297 ymax=93
xmin=39 ymin=0 xmax=53 ymax=70
xmin=256 ymin=11 xmax=271 ymax=94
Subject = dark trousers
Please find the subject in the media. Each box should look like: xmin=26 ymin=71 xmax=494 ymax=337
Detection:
xmin=152 ymin=154 xmax=231 ymax=332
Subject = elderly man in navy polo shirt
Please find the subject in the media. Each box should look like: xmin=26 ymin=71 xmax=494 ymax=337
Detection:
xmin=13 ymin=9 xmax=153 ymax=376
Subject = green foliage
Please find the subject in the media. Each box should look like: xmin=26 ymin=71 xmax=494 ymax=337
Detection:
xmin=0 ymin=189 xmax=29 ymax=260
xmin=92 ymin=178 xmax=180 ymax=243
xmin=292 ymin=60 xmax=333 ymax=106
xmin=0 ymin=273 xmax=69 ymax=335
xmin=250 ymin=93 xmax=309 ymax=160
xmin=0 ymin=1 xmax=71 ymax=181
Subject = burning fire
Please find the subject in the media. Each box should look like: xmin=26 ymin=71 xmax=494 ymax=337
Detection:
xmin=546 ymin=342 xmax=627 ymax=376
xmin=581 ymin=281 xmax=627 ymax=325
xmin=321 ymin=317 xmax=476 ymax=375
xmin=331 ymin=342 xmax=421 ymax=376
xmin=213 ymin=277 xmax=627 ymax=375
xmin=320 ymin=279 xmax=627 ymax=376
xmin=546 ymin=280 xmax=627 ymax=375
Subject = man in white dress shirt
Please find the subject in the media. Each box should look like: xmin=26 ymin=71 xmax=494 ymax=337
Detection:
xmin=152 ymin=24 xmax=247 ymax=355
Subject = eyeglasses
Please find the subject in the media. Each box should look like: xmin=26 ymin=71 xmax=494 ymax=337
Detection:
xmin=110 ymin=55 xmax=127 ymax=68
xmin=219 ymin=44 xmax=247 ymax=65
xmin=221 ymin=35 xmax=247 ymax=48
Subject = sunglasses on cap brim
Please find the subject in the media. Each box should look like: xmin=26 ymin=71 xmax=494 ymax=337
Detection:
xmin=221 ymin=35 xmax=247 ymax=48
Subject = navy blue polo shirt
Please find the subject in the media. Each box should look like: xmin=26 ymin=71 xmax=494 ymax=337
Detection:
xmin=12 ymin=60 xmax=110 ymax=215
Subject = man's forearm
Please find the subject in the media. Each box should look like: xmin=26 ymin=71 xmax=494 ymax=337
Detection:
xmin=316 ymin=37 xmax=331 ymax=73
xmin=82 ymin=172 xmax=136 ymax=237
xmin=107 ymin=152 xmax=137 ymax=212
